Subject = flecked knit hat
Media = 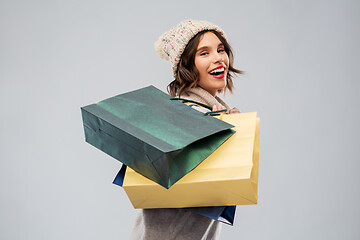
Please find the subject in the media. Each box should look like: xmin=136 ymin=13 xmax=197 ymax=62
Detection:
xmin=154 ymin=20 xmax=227 ymax=76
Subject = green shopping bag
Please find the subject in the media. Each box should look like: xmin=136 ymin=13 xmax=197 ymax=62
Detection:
xmin=81 ymin=86 xmax=234 ymax=188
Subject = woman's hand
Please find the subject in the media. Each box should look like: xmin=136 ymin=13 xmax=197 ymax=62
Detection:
xmin=228 ymin=107 xmax=240 ymax=114
xmin=212 ymin=104 xmax=226 ymax=111
xmin=212 ymin=105 xmax=240 ymax=114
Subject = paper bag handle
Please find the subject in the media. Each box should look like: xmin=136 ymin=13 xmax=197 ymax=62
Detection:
xmin=170 ymin=97 xmax=227 ymax=116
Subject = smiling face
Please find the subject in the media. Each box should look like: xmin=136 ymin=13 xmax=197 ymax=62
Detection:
xmin=194 ymin=31 xmax=229 ymax=96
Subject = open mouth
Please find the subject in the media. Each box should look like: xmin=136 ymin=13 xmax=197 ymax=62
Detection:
xmin=209 ymin=67 xmax=225 ymax=78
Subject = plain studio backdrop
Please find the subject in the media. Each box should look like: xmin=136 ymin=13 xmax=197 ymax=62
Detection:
xmin=1 ymin=0 xmax=359 ymax=239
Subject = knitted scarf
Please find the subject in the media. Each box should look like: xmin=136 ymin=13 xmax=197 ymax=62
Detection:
xmin=180 ymin=87 xmax=230 ymax=112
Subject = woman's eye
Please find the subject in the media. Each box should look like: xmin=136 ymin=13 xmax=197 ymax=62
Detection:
xmin=218 ymin=49 xmax=225 ymax=53
xmin=200 ymin=52 xmax=208 ymax=56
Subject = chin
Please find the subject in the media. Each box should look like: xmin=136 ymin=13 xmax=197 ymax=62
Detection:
xmin=217 ymin=81 xmax=227 ymax=90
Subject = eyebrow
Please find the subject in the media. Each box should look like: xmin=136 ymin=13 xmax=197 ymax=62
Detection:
xmin=197 ymin=43 xmax=224 ymax=52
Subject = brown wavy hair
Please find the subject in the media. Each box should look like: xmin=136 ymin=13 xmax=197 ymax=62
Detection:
xmin=167 ymin=30 xmax=243 ymax=97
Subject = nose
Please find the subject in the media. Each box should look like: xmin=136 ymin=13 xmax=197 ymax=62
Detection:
xmin=213 ymin=52 xmax=224 ymax=64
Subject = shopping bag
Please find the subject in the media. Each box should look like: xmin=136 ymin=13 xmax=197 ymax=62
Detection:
xmin=185 ymin=206 xmax=236 ymax=225
xmin=113 ymin=112 xmax=260 ymax=208
xmin=81 ymin=85 xmax=235 ymax=189
xmin=113 ymin=164 xmax=236 ymax=225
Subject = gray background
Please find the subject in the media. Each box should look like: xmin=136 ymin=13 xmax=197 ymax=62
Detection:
xmin=1 ymin=0 xmax=359 ymax=239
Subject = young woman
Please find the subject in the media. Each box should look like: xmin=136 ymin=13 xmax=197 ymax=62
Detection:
xmin=131 ymin=20 xmax=242 ymax=240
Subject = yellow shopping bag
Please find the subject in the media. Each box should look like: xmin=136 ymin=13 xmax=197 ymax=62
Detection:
xmin=116 ymin=112 xmax=260 ymax=209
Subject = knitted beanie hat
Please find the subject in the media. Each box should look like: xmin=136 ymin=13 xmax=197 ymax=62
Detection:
xmin=154 ymin=20 xmax=227 ymax=76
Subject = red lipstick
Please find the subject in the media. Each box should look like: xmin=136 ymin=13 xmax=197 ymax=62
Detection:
xmin=212 ymin=72 xmax=225 ymax=79
xmin=209 ymin=65 xmax=226 ymax=79
xmin=209 ymin=65 xmax=224 ymax=72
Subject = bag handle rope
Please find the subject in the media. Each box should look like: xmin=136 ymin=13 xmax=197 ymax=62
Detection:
xmin=170 ymin=97 xmax=227 ymax=116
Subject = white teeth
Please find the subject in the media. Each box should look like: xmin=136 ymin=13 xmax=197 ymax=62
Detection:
xmin=210 ymin=67 xmax=225 ymax=74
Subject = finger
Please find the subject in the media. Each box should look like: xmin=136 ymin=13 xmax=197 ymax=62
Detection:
xmin=229 ymin=107 xmax=240 ymax=114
